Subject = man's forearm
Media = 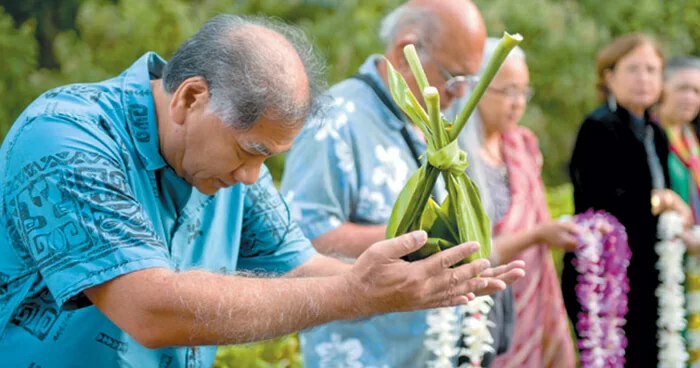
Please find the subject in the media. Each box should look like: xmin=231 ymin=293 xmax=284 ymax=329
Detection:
xmin=87 ymin=268 xmax=364 ymax=349
xmin=286 ymin=254 xmax=352 ymax=277
xmin=86 ymin=231 xmax=526 ymax=351
xmin=312 ymin=223 xmax=387 ymax=258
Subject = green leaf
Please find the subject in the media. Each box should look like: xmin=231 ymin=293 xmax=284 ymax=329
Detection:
xmin=450 ymin=32 xmax=524 ymax=141
xmin=384 ymin=58 xmax=433 ymax=144
xmin=404 ymin=44 xmax=430 ymax=93
xmin=447 ymin=174 xmax=492 ymax=261
xmin=386 ymin=167 xmax=423 ymax=239
xmin=419 ymin=198 xmax=440 ymax=230
xmin=427 ymin=197 xmax=461 ymax=244
xmin=403 ymin=237 xmax=450 ymax=262
xmin=426 ymin=139 xmax=469 ymax=173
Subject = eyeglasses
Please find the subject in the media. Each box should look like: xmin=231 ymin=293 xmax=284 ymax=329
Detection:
xmin=487 ymin=86 xmax=535 ymax=102
xmin=425 ymin=53 xmax=480 ymax=97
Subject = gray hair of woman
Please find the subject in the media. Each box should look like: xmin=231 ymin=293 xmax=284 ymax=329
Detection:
xmin=662 ymin=56 xmax=700 ymax=131
xmin=664 ymin=56 xmax=700 ymax=83
xmin=444 ymin=37 xmax=526 ymax=223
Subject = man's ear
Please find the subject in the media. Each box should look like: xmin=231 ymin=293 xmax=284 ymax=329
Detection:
xmin=169 ymin=76 xmax=210 ymax=125
xmin=392 ymin=33 xmax=420 ymax=69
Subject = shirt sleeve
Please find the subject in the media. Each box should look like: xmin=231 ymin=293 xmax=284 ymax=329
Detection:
xmin=280 ymin=106 xmax=359 ymax=240
xmin=1 ymin=115 xmax=173 ymax=308
xmin=236 ymin=165 xmax=317 ymax=274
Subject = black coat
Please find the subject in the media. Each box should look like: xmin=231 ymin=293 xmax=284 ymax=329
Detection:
xmin=561 ymin=103 xmax=670 ymax=368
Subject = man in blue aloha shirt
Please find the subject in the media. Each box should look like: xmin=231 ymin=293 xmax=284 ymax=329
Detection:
xmin=282 ymin=1 xmax=518 ymax=367
xmin=0 ymin=13 xmax=525 ymax=368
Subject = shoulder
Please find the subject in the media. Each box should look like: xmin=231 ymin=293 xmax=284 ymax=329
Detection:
xmin=580 ymin=105 xmax=618 ymax=131
xmin=324 ymin=77 xmax=390 ymax=125
xmin=296 ymin=78 xmax=386 ymax=145
xmin=5 ymin=77 xmax=127 ymax=152
xmin=0 ymin=89 xmax=129 ymax=205
xmin=26 ymin=78 xmax=125 ymax=123
xmin=574 ymin=105 xmax=621 ymax=144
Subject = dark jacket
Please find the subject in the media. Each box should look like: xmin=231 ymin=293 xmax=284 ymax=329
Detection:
xmin=561 ymin=103 xmax=670 ymax=368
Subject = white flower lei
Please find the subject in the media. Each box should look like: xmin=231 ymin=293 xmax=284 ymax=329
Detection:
xmin=656 ymin=212 xmax=689 ymax=368
xmin=424 ymin=296 xmax=495 ymax=368
xmin=458 ymin=296 xmax=496 ymax=368
xmin=575 ymin=226 xmax=607 ymax=367
xmin=424 ymin=307 xmax=461 ymax=368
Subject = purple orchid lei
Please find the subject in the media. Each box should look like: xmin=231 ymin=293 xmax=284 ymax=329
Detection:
xmin=571 ymin=210 xmax=631 ymax=368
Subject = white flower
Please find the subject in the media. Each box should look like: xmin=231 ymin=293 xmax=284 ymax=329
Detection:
xmin=425 ymin=307 xmax=462 ymax=368
xmin=328 ymin=216 xmax=342 ymax=229
xmin=456 ymin=296 xmax=495 ymax=368
xmin=657 ymin=213 xmax=689 ymax=368
xmin=372 ymin=145 xmax=408 ymax=193
xmin=659 ymin=212 xmax=685 ymax=240
xmin=357 ymin=187 xmax=391 ymax=222
xmin=345 ymin=101 xmax=356 ymax=113
xmin=315 ymin=333 xmax=364 ymax=368
xmin=315 ymin=112 xmax=349 ymax=141
xmin=335 ymin=140 xmax=355 ymax=173
xmin=333 ymin=97 xmax=345 ymax=106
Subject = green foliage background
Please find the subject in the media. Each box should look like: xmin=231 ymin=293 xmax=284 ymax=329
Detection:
xmin=2 ymin=0 xmax=698 ymax=366
xmin=3 ymin=0 xmax=699 ymax=183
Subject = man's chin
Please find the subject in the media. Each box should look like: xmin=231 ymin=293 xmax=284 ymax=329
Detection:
xmin=193 ymin=181 xmax=220 ymax=196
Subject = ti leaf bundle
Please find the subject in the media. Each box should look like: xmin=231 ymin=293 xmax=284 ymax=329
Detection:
xmin=385 ymin=32 xmax=523 ymax=265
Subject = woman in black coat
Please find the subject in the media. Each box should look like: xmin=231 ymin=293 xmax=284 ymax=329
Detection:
xmin=562 ymin=33 xmax=693 ymax=367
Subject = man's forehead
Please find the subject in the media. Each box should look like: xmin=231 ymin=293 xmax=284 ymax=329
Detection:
xmin=436 ymin=38 xmax=484 ymax=75
xmin=435 ymin=2 xmax=486 ymax=74
xmin=243 ymin=117 xmax=303 ymax=155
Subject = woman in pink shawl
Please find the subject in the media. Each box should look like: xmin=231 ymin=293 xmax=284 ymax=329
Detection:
xmin=447 ymin=37 xmax=578 ymax=368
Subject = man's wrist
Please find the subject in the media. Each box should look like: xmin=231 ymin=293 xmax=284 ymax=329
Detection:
xmin=325 ymin=272 xmax=370 ymax=320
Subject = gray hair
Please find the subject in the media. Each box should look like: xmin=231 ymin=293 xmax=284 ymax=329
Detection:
xmin=378 ymin=4 xmax=442 ymax=60
xmin=479 ymin=37 xmax=526 ymax=74
xmin=664 ymin=56 xmax=700 ymax=81
xmin=162 ymin=14 xmax=328 ymax=130
xmin=455 ymin=37 xmax=527 ymax=224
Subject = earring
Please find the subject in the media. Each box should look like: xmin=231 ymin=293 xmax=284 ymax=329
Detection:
xmin=607 ymin=94 xmax=617 ymax=112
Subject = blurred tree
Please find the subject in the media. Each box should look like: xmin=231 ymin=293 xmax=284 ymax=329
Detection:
xmin=1 ymin=0 xmax=88 ymax=68
xmin=0 ymin=7 xmax=41 ymax=138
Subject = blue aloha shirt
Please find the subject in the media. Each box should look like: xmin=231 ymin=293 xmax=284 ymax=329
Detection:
xmin=281 ymin=55 xmax=467 ymax=368
xmin=0 ymin=52 xmax=317 ymax=368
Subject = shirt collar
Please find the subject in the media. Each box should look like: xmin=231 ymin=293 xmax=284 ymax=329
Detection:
xmin=610 ymin=102 xmax=654 ymax=141
xmin=121 ymin=52 xmax=168 ymax=171
xmin=358 ymin=54 xmax=407 ymax=131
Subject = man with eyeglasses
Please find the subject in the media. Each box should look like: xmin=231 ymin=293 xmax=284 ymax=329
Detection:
xmin=281 ymin=0 xmax=517 ymax=366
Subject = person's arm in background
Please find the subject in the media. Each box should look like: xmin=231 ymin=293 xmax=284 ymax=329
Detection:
xmin=310 ymin=223 xmax=387 ymax=259
xmin=490 ymin=221 xmax=579 ymax=265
